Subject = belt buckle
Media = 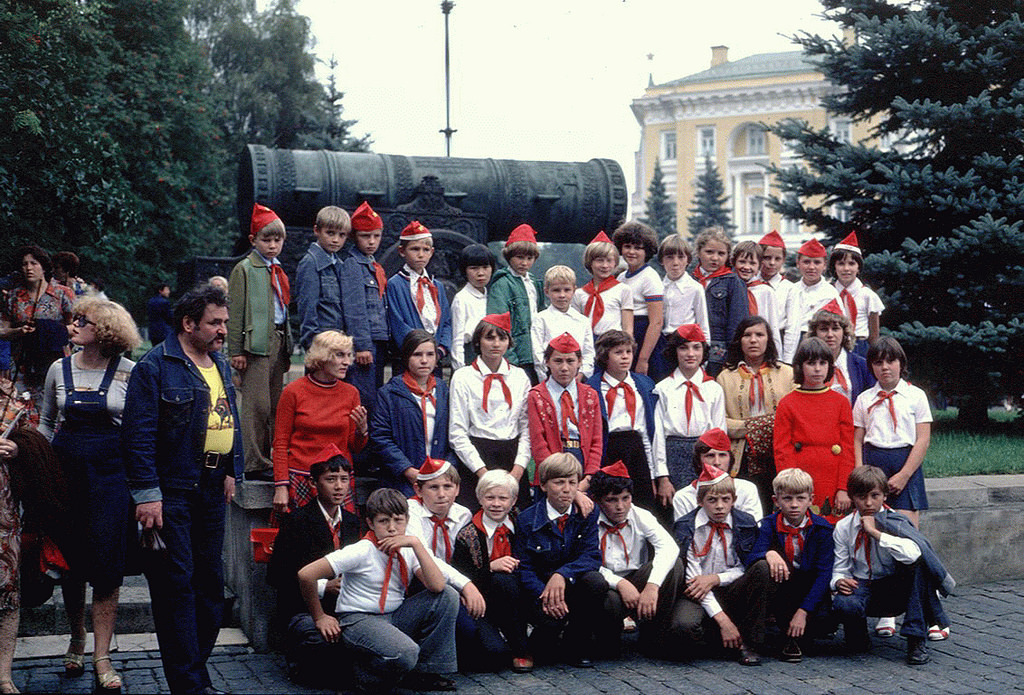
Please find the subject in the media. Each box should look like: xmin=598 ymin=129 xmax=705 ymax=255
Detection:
xmin=203 ymin=452 xmax=220 ymax=470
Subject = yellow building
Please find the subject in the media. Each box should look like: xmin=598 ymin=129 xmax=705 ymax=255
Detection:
xmin=630 ymin=45 xmax=873 ymax=244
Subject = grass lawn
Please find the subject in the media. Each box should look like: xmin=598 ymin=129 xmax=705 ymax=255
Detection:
xmin=927 ymin=408 xmax=1024 ymax=478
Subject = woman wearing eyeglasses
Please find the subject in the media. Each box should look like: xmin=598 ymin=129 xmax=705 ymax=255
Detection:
xmin=39 ymin=297 xmax=141 ymax=694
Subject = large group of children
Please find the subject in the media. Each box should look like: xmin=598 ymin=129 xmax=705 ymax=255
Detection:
xmin=234 ymin=202 xmax=952 ymax=693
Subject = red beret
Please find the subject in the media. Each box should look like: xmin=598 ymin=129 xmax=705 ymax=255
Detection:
xmin=598 ymin=461 xmax=631 ymax=479
xmin=506 ymin=223 xmax=537 ymax=246
xmin=351 ymin=201 xmax=383 ymax=232
xmin=481 ymin=312 xmax=512 ymax=333
xmin=548 ymin=332 xmax=581 ymax=354
xmin=758 ymin=229 xmax=786 ymax=250
xmin=589 ymin=230 xmax=613 ymax=245
xmin=820 ymin=298 xmax=844 ymax=317
xmin=417 ymin=457 xmax=452 ymax=481
xmin=401 ymin=220 xmax=431 ymax=242
xmin=250 ymin=203 xmax=281 ymax=238
xmin=675 ymin=323 xmax=707 ymax=344
xmin=833 ymin=231 xmax=861 ymax=255
xmin=695 ymin=461 xmax=729 ymax=491
xmin=797 ymin=238 xmax=827 ymax=258
xmin=698 ymin=428 xmax=732 ymax=453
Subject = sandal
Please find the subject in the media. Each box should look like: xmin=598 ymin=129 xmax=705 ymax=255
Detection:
xmin=93 ymin=656 xmax=122 ymax=694
xmin=0 ymin=680 xmax=19 ymax=694
xmin=63 ymin=637 xmax=86 ymax=677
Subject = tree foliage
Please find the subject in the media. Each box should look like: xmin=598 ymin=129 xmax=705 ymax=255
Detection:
xmin=687 ymin=155 xmax=733 ymax=238
xmin=767 ymin=0 xmax=1024 ymax=425
xmin=641 ymin=158 xmax=676 ymax=240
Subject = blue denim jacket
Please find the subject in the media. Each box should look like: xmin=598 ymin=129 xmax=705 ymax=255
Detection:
xmin=122 ymin=335 xmax=243 ymax=502
xmin=294 ymin=242 xmax=345 ymax=349
xmin=340 ymin=251 xmax=389 ymax=351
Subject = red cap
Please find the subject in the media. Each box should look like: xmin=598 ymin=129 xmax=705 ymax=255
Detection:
xmin=401 ymin=220 xmax=431 ymax=242
xmin=417 ymin=457 xmax=452 ymax=481
xmin=250 ymin=203 xmax=281 ymax=238
xmin=598 ymin=461 xmax=631 ymax=479
xmin=675 ymin=323 xmax=707 ymax=343
xmin=548 ymin=332 xmax=581 ymax=354
xmin=351 ymin=201 xmax=383 ymax=232
xmin=833 ymin=231 xmax=861 ymax=255
xmin=505 ymin=223 xmax=537 ymax=246
xmin=820 ymin=298 xmax=844 ymax=317
xmin=758 ymin=229 xmax=786 ymax=250
xmin=797 ymin=238 xmax=827 ymax=258
xmin=313 ymin=443 xmax=344 ymax=464
xmin=481 ymin=312 xmax=512 ymax=333
xmin=695 ymin=461 xmax=729 ymax=491
xmin=589 ymin=230 xmax=612 ymax=245
xmin=698 ymin=428 xmax=732 ymax=453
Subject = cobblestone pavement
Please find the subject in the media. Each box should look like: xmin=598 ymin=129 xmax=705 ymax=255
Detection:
xmin=12 ymin=579 xmax=1023 ymax=694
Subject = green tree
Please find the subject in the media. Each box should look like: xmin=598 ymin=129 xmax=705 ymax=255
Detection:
xmin=687 ymin=154 xmax=732 ymax=238
xmin=767 ymin=0 xmax=1024 ymax=427
xmin=641 ymin=158 xmax=676 ymax=240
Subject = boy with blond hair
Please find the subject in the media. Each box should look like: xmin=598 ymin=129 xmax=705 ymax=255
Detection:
xmin=530 ymin=265 xmax=594 ymax=379
xmin=572 ymin=231 xmax=633 ymax=338
xmin=295 ymin=205 xmax=350 ymax=350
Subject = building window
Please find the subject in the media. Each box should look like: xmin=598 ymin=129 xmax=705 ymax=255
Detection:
xmin=783 ymin=193 xmax=800 ymax=235
xmin=832 ymin=119 xmax=852 ymax=144
xmin=834 ymin=203 xmax=851 ymax=223
xmin=749 ymin=197 xmax=765 ymax=235
xmin=661 ymin=131 xmax=677 ymax=161
xmin=698 ymin=127 xmax=716 ymax=158
xmin=747 ymin=127 xmax=766 ymax=155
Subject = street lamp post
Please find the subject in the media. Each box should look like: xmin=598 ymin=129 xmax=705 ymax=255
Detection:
xmin=440 ymin=1 xmax=457 ymax=156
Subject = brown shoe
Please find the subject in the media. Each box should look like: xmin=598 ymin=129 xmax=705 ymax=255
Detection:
xmin=738 ymin=644 xmax=762 ymax=666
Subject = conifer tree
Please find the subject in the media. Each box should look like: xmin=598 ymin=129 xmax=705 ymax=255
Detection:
xmin=641 ymin=158 xmax=676 ymax=240
xmin=687 ymin=155 xmax=732 ymax=238
xmin=767 ymin=0 xmax=1024 ymax=427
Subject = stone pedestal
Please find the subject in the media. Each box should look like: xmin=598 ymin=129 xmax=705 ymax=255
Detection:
xmin=224 ymin=480 xmax=276 ymax=652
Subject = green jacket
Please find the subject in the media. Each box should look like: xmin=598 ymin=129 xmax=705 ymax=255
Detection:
xmin=228 ymin=250 xmax=293 ymax=357
xmin=486 ymin=266 xmax=544 ymax=367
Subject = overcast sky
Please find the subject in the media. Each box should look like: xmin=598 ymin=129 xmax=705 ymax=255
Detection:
xmin=297 ymin=0 xmax=836 ymax=198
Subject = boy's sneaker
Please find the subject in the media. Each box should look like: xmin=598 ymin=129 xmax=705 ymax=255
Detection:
xmin=780 ymin=638 xmax=803 ymax=663
xmin=927 ymin=625 xmax=950 ymax=641
xmin=906 ymin=637 xmax=930 ymax=665
xmin=874 ymin=616 xmax=896 ymax=637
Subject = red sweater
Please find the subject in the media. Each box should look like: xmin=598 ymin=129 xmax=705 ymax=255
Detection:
xmin=773 ymin=387 xmax=854 ymax=518
xmin=527 ymin=381 xmax=603 ymax=484
xmin=272 ymin=376 xmax=367 ymax=482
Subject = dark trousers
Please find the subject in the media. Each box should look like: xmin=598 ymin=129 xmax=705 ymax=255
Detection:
xmin=594 ymin=558 xmax=685 ymax=655
xmin=527 ymin=570 xmax=606 ymax=662
xmin=457 ymin=436 xmax=531 ymax=511
xmin=769 ymin=570 xmax=835 ymax=640
xmin=605 ymin=431 xmax=656 ymax=513
xmin=143 ymin=477 xmax=227 ymax=695
xmin=284 ymin=613 xmax=352 ymax=688
xmin=456 ymin=573 xmax=528 ymax=670
xmin=670 ymin=559 xmax=772 ymax=651
xmin=833 ymin=560 xmax=949 ymax=643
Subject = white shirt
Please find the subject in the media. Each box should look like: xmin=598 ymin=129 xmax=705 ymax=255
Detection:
xmin=781 ymin=278 xmax=841 ymax=362
xmin=545 ymin=378 xmax=580 ymax=439
xmin=830 ymin=511 xmax=922 ymax=589
xmin=599 ymin=373 xmax=654 ymax=475
xmin=256 ymin=251 xmax=288 ymax=324
xmin=530 ymin=305 xmax=595 ymax=378
xmin=662 ymin=274 xmax=710 ymax=338
xmin=448 ymin=359 xmax=531 ymax=474
xmin=618 ymin=265 xmax=663 ymax=317
xmin=326 ymin=539 xmax=422 ymax=614
xmin=651 ymin=369 xmax=727 ymax=479
xmin=513 ymin=271 xmax=539 ymax=324
xmin=406 ymin=498 xmax=471 ymax=591
xmin=450 ymin=284 xmax=487 ymax=369
xmin=480 ymin=514 xmax=516 ymax=557
xmin=830 ymin=348 xmax=853 ymax=402
xmin=834 ymin=278 xmax=884 ymax=339
xmin=571 ymin=281 xmax=633 ymax=335
xmin=746 ymin=281 xmax=783 ymax=356
xmin=686 ymin=509 xmax=744 ymax=618
xmin=853 ymin=379 xmax=932 ymax=448
xmin=598 ymin=506 xmax=679 ymax=589
xmin=404 ymin=264 xmax=439 ymax=334
xmin=673 ymin=478 xmax=763 ymax=522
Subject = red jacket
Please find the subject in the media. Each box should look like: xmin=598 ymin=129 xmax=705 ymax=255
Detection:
xmin=527 ymin=381 xmax=604 ymax=484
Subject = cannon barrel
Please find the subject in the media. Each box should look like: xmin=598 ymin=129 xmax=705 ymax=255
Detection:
xmin=237 ymin=145 xmax=628 ymax=243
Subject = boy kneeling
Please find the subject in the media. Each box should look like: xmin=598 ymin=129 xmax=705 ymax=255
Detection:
xmin=747 ymin=468 xmax=834 ymax=663
xmin=671 ymin=463 xmax=770 ymax=665
xmin=831 ymin=465 xmax=953 ymax=665
xmin=298 ymin=488 xmax=459 ymax=693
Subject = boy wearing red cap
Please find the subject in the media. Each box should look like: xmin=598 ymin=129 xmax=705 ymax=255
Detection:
xmin=780 ymin=238 xmax=841 ymax=362
xmin=572 ymin=232 xmax=634 ymax=338
xmin=829 ymin=232 xmax=884 ymax=357
xmin=341 ymin=201 xmax=390 ymax=415
xmin=589 ymin=462 xmax=684 ymax=656
xmin=228 ymin=203 xmax=294 ymax=480
xmin=756 ymin=230 xmax=793 ymax=296
xmin=671 ymin=463 xmax=771 ymax=665
xmin=531 ymin=265 xmax=595 ymax=379
xmin=487 ymin=224 xmax=544 ymax=384
xmin=671 ymin=428 xmax=763 ymax=522
xmin=295 ymin=205 xmax=351 ymax=350
xmin=386 ymin=221 xmax=453 ymax=362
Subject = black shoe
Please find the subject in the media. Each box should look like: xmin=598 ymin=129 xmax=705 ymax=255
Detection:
xmin=570 ymin=655 xmax=593 ymax=668
xmin=738 ymin=645 xmax=762 ymax=666
xmin=906 ymin=637 xmax=930 ymax=665
xmin=201 ymin=688 xmax=228 ymax=695
xmin=780 ymin=638 xmax=802 ymax=663
xmin=399 ymin=672 xmax=457 ymax=691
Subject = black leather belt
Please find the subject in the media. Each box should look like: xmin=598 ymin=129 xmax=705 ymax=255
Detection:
xmin=203 ymin=451 xmax=229 ymax=470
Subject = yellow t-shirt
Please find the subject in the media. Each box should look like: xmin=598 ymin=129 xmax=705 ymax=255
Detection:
xmin=197 ymin=363 xmax=234 ymax=455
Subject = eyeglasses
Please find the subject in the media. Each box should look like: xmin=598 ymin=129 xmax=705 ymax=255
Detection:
xmin=72 ymin=315 xmax=96 ymax=328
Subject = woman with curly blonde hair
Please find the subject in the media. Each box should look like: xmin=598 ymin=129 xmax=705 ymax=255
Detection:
xmin=39 ymin=297 xmax=141 ymax=693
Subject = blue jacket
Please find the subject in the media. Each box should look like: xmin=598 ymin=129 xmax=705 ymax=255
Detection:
xmin=702 ymin=272 xmax=749 ymax=345
xmin=369 ymin=375 xmax=450 ymax=496
xmin=586 ymin=369 xmax=658 ymax=446
xmin=294 ymin=242 xmax=345 ymax=349
xmin=386 ymin=270 xmax=452 ymax=357
xmin=514 ymin=500 xmax=601 ymax=601
xmin=340 ymin=251 xmax=389 ymax=352
xmin=673 ymin=507 xmax=759 ymax=566
xmin=748 ymin=511 xmax=835 ymax=613
xmin=845 ymin=351 xmax=875 ymax=405
xmin=874 ymin=509 xmax=955 ymax=596
xmin=122 ymin=335 xmax=243 ymax=502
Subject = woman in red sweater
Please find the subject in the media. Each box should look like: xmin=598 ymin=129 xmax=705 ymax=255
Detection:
xmin=773 ymin=337 xmax=853 ymax=521
xmin=272 ymin=330 xmax=367 ymax=513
